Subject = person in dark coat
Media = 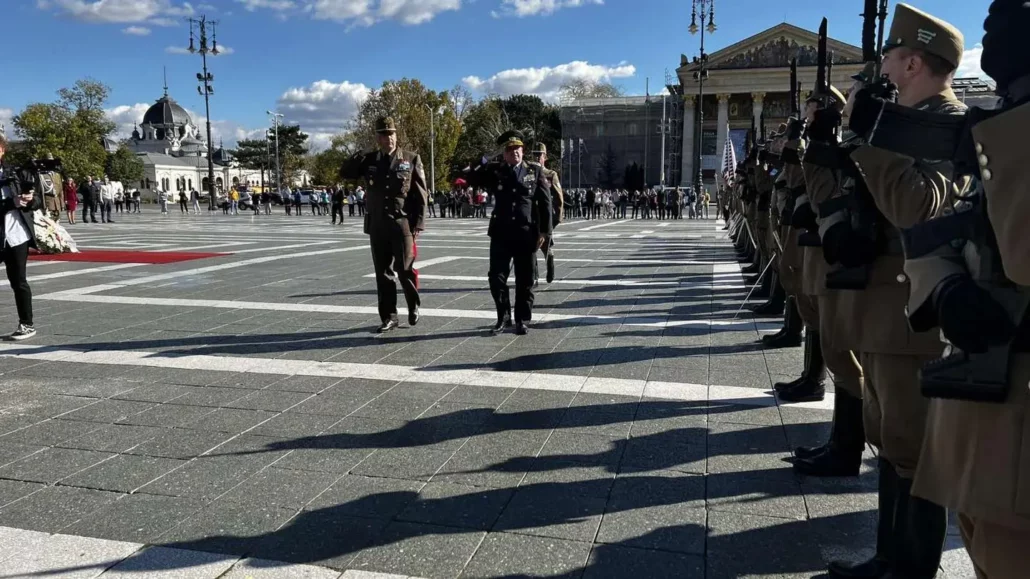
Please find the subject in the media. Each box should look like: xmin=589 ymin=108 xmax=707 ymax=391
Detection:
xmin=0 ymin=134 xmax=43 ymax=340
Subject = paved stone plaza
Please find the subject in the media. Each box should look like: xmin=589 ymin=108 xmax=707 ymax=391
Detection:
xmin=0 ymin=212 xmax=972 ymax=578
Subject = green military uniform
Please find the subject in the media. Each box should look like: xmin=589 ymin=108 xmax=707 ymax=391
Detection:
xmin=529 ymin=143 xmax=563 ymax=285
xmin=340 ymin=117 xmax=429 ymax=332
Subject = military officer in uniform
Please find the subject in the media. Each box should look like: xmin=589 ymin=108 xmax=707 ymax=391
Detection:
xmin=472 ymin=131 xmax=552 ymax=335
xmin=529 ymin=143 xmax=563 ymax=285
xmin=824 ymin=5 xmax=969 ymax=577
xmin=340 ymin=117 xmax=429 ymax=334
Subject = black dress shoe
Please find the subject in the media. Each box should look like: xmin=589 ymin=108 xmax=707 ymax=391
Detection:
xmin=741 ymin=263 xmax=760 ymax=275
xmin=827 ymin=557 xmax=889 ymax=578
xmin=777 ymin=378 xmax=826 ymax=402
xmin=491 ymin=312 xmax=512 ymax=335
xmin=408 ymin=307 xmax=420 ymax=326
xmin=774 ymin=375 xmax=806 ymax=392
xmin=794 ymin=444 xmax=828 ymax=460
xmin=762 ymin=330 xmax=802 ymax=349
xmin=794 ymin=447 xmax=861 ymax=477
xmin=376 ymin=319 xmax=399 ymax=334
xmin=515 ymin=322 xmax=529 ymax=335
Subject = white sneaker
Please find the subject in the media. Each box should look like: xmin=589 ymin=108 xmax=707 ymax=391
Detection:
xmin=7 ymin=324 xmax=36 ymax=341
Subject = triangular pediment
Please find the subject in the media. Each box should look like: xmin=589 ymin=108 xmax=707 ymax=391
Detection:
xmin=678 ymin=23 xmax=862 ymax=70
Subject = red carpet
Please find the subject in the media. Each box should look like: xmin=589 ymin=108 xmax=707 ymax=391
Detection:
xmin=29 ymin=250 xmax=229 ymax=264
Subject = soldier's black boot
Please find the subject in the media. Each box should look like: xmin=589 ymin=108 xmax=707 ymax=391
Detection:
xmin=741 ymin=261 xmax=760 ymax=275
xmin=827 ymin=458 xmax=896 ymax=578
xmin=546 ymin=252 xmax=555 ymax=284
xmin=491 ymin=310 xmax=512 ymax=335
xmin=762 ymin=296 xmax=802 ymax=349
xmin=891 ymin=478 xmax=947 ymax=579
xmin=749 ymin=268 xmax=772 ymax=299
xmin=793 ymin=388 xmax=863 ymax=476
xmin=774 ymin=327 xmax=813 ymax=393
xmin=778 ymin=331 xmax=826 ymax=402
xmin=749 ymin=272 xmax=785 ymax=316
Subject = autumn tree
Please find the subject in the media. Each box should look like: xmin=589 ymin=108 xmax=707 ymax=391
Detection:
xmin=104 ymin=145 xmax=144 ymax=184
xmin=353 ymin=78 xmax=460 ymax=192
xmin=451 ymin=94 xmax=562 ymax=175
xmin=597 ymin=144 xmax=618 ymax=187
xmin=558 ymin=79 xmax=625 ymax=102
xmin=307 ymin=132 xmax=363 ymax=187
xmin=13 ymin=78 xmax=116 ymax=180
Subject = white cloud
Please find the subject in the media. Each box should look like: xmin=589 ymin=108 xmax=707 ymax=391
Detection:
xmin=463 ymin=60 xmax=636 ymax=101
xmin=957 ymin=43 xmax=985 ymax=80
xmin=0 ymin=108 xmax=14 ymax=139
xmin=122 ymin=25 xmax=151 ymax=34
xmin=105 ymin=102 xmax=152 ymax=139
xmin=492 ymin=0 xmax=601 ymax=18
xmin=237 ymin=0 xmax=295 ymax=10
xmin=197 ymin=2 xmax=216 ymax=9
xmin=40 ymin=0 xmax=195 ymax=24
xmin=275 ymin=79 xmax=371 ymax=148
xmin=305 ymin=0 xmax=461 ymax=26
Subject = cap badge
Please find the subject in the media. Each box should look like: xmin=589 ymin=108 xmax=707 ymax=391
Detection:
xmin=916 ymin=29 xmax=936 ymax=44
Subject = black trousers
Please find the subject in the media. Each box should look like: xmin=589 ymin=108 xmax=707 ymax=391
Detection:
xmin=489 ymin=235 xmax=535 ymax=323
xmin=332 ymin=204 xmax=344 ymax=223
xmin=369 ymin=233 xmax=420 ymax=322
xmin=2 ymin=242 xmax=32 ymax=326
xmin=82 ymin=198 xmax=96 ymax=222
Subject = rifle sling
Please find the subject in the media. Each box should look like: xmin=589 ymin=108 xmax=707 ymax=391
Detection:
xmin=868 ymin=101 xmax=965 ymax=160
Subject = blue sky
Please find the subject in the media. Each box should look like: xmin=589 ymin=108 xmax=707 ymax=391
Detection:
xmin=0 ymin=0 xmax=991 ymax=150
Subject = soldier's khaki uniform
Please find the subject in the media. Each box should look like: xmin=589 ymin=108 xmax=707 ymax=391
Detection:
xmin=754 ymin=162 xmax=775 ymax=273
xmin=801 ymin=157 xmax=864 ymax=399
xmin=908 ymin=102 xmax=1030 ymax=579
xmin=777 ymin=159 xmax=805 ymax=297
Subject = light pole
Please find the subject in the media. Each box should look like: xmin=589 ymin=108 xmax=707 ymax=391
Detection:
xmin=187 ymin=15 xmax=220 ymax=211
xmin=424 ymin=104 xmax=436 ymax=196
xmin=689 ymin=0 xmax=717 ymax=196
xmin=267 ymin=111 xmax=283 ymax=196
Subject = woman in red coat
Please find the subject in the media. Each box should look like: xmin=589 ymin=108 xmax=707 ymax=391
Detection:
xmin=63 ymin=177 xmax=77 ymax=224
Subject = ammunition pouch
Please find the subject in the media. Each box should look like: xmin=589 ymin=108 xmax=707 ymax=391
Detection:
xmin=825 ymin=264 xmax=871 ymax=291
xmin=802 ymin=142 xmax=860 ymax=179
xmin=780 ymin=147 xmax=801 ymax=165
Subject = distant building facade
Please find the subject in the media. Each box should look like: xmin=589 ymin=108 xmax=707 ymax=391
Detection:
xmin=560 ymin=22 xmax=996 ymax=191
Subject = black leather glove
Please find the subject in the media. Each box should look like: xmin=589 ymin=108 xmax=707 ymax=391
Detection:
xmin=982 ymin=0 xmax=1030 ymax=96
xmin=787 ymin=118 xmax=805 ymax=140
xmin=935 ymin=276 xmax=1017 ymax=354
xmin=807 ymin=108 xmax=842 ymax=142
xmin=847 ymin=81 xmax=900 ymax=137
xmin=791 ymin=200 xmax=816 ymax=231
xmin=821 ymin=223 xmax=878 ymax=267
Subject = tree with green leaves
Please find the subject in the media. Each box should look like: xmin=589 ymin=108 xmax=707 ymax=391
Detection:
xmin=307 ymin=132 xmax=364 ymax=187
xmin=231 ymin=137 xmax=271 ymax=189
xmin=451 ymin=94 xmax=562 ymax=176
xmin=12 ymin=78 xmax=115 ymax=180
xmin=353 ymin=78 xmax=461 ymax=192
xmin=622 ymin=162 xmax=645 ymax=191
xmin=105 ymin=145 xmax=144 ymax=184
xmin=272 ymin=124 xmax=309 ymax=188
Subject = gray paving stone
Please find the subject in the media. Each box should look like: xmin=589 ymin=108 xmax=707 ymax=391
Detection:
xmin=186 ymin=407 xmax=277 ymax=432
xmin=350 ymin=521 xmax=486 ymax=579
xmin=706 ymin=511 xmax=825 ymax=578
xmin=57 ymin=423 xmax=166 ymax=453
xmin=305 ymin=475 xmax=424 ymax=518
xmin=0 ymin=486 xmax=120 ymax=532
xmin=0 ymin=479 xmax=45 ymax=508
xmin=63 ymin=493 xmax=209 ymax=543
xmin=0 ymin=446 xmax=115 ymax=484
xmin=582 ymin=544 xmax=704 ymax=578
xmin=136 ymin=459 xmax=252 ymax=500
xmin=459 ymin=532 xmax=592 ymax=579
xmin=397 ymin=481 xmax=513 ymax=530
xmin=157 ymin=499 xmax=296 ymax=557
xmin=0 ymin=532 xmax=143 ymax=579
xmin=125 ymin=428 xmax=233 ymax=459
xmin=0 ymin=393 xmax=99 ymax=418
xmin=595 ymin=503 xmax=707 ymax=555
xmin=0 ymin=418 xmax=106 ymax=447
xmin=61 ymin=454 xmax=186 ymax=493
xmin=117 ymin=403 xmax=217 ymax=428
xmin=265 ymin=375 xmax=344 ymax=393
xmin=227 ymin=389 xmax=315 ymax=411
xmin=494 ymin=487 xmax=606 ymax=542
xmin=350 ymin=448 xmax=456 ymax=482
xmin=171 ymin=385 xmax=253 ymax=407
xmin=706 ymin=474 xmax=807 ymax=520
xmin=520 ymin=462 xmax=617 ymax=498
xmin=101 ymin=545 xmax=239 ymax=578
xmin=219 ymin=467 xmax=339 ymax=509
xmin=223 ymin=557 xmax=344 ymax=579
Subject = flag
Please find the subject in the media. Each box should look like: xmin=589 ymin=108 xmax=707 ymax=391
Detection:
xmin=578 ymin=138 xmax=588 ymax=154
xmin=560 ymin=138 xmax=565 ymax=159
xmin=720 ymin=124 xmax=737 ymax=187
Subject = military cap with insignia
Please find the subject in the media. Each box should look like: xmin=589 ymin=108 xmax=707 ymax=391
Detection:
xmin=497 ymin=130 xmax=525 ymax=149
xmin=882 ymin=3 xmax=964 ymax=69
xmin=375 ymin=116 xmax=397 ymax=134
xmin=530 ymin=142 xmax=547 ymax=155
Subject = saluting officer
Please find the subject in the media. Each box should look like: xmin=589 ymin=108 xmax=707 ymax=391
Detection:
xmin=340 ymin=116 xmax=429 ymax=334
xmin=529 ymin=143 xmax=563 ymax=285
xmin=472 ymin=131 xmax=552 ymax=335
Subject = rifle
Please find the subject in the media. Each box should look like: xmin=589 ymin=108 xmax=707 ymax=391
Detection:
xmin=815 ymin=19 xmax=829 ymax=104
xmin=899 ymin=199 xmax=1030 ymax=403
xmin=817 ymin=177 xmax=886 ymax=290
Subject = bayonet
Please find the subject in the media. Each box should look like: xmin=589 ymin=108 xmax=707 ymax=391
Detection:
xmin=816 ymin=18 xmax=828 ymax=96
xmin=861 ymin=0 xmax=877 ymax=64
xmin=827 ymin=51 xmax=834 ymax=89
xmin=876 ymin=0 xmax=888 ymax=77
xmin=789 ymin=57 xmax=799 ymax=117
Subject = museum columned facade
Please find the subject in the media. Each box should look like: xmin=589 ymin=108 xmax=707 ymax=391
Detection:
xmin=560 ymin=22 xmax=996 ymax=190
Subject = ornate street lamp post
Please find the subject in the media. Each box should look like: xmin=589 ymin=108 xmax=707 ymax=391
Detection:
xmin=186 ymin=15 xmax=221 ymax=211
xmin=689 ymin=0 xmax=717 ymax=196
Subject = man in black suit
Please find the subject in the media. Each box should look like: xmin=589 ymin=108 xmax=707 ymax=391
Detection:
xmin=0 ymin=134 xmax=42 ymax=341
xmin=471 ymin=131 xmax=552 ymax=335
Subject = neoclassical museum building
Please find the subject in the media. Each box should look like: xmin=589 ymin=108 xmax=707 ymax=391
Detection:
xmin=560 ymin=22 xmax=996 ymax=191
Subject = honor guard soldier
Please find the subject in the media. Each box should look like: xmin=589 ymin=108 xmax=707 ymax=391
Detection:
xmin=823 ymin=4 xmax=969 ymax=578
xmin=529 ymin=143 xmax=563 ymax=285
xmin=472 ymin=131 xmax=552 ymax=335
xmin=339 ymin=116 xmax=429 ymax=334
xmin=855 ymin=1 xmax=1030 ymax=576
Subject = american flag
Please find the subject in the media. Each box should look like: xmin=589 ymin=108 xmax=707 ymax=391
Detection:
xmin=720 ymin=124 xmax=737 ymax=187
